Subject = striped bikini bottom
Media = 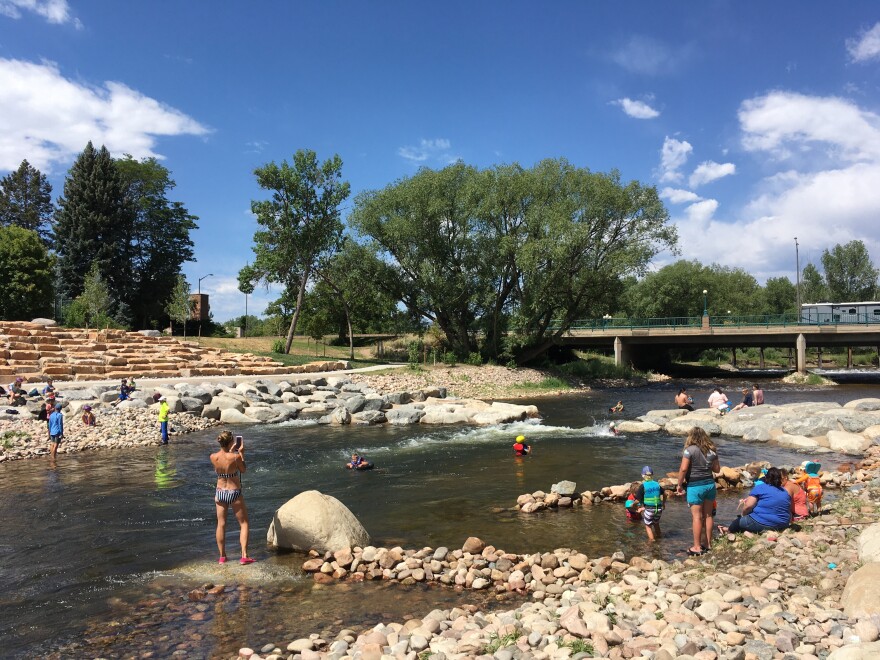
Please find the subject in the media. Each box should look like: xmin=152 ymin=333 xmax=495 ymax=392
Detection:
xmin=215 ymin=488 xmax=242 ymax=505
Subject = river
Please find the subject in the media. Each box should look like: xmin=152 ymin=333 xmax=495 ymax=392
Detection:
xmin=2 ymin=379 xmax=876 ymax=658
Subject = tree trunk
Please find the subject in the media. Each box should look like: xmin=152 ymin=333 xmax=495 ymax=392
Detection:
xmin=284 ymin=266 xmax=311 ymax=354
xmin=515 ymin=335 xmax=560 ymax=365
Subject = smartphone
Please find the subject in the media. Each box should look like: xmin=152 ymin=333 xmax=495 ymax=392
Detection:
xmin=233 ymin=435 xmax=243 ymax=451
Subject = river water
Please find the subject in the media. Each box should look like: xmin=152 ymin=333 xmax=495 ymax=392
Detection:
xmin=2 ymin=380 xmax=876 ymax=657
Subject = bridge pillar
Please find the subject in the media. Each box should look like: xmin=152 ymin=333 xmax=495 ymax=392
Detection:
xmin=817 ymin=348 xmax=822 ymax=369
xmin=848 ymin=347 xmax=853 ymax=370
xmin=731 ymin=348 xmax=737 ymax=368
xmin=613 ymin=336 xmax=629 ymax=368
xmin=759 ymin=347 xmax=765 ymax=369
xmin=796 ymin=334 xmax=807 ymax=374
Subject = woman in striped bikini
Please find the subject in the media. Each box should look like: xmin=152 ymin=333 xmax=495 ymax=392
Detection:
xmin=210 ymin=431 xmax=254 ymax=565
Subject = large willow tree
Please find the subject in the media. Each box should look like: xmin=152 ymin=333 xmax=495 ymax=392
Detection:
xmin=350 ymin=159 xmax=677 ymax=363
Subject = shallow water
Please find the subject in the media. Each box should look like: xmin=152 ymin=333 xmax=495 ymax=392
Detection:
xmin=2 ymin=380 xmax=874 ymax=657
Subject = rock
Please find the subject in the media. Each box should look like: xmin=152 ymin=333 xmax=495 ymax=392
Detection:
xmin=695 ymin=600 xmax=721 ymax=622
xmin=343 ymin=395 xmax=366 ymax=414
xmin=855 ymin=620 xmax=880 ymax=643
xmin=30 ymin=318 xmax=57 ymax=326
xmin=827 ymin=430 xmax=872 ymax=455
xmin=844 ymin=398 xmax=880 ymax=411
xmin=616 ymin=420 xmax=662 ymax=433
xmin=244 ymin=407 xmax=279 ymax=422
xmin=559 ymin=605 xmax=589 ymax=637
xmin=775 ymin=434 xmax=822 ymax=450
xmin=827 ymin=641 xmax=880 ymax=659
xmin=266 ymin=490 xmax=369 ymax=553
xmin=664 ymin=417 xmax=721 ymax=436
xmin=324 ymin=407 xmax=351 ymax=425
xmin=462 ymin=537 xmax=485 ymax=554
xmin=857 ymin=524 xmax=880 ymax=563
xmin=220 ymin=408 xmax=254 ymax=424
xmin=138 ymin=329 xmax=161 ymax=337
xmin=212 ymin=396 xmax=246 ymax=412
xmin=385 ymin=407 xmax=425 ymax=425
xmin=117 ymin=399 xmax=148 ymax=410
xmin=351 ymin=410 xmax=386 ymax=425
xmin=551 ymin=480 xmax=577 ymax=496
xmin=782 ymin=417 xmax=835 ymax=438
xmin=842 ymin=563 xmax=880 ymax=617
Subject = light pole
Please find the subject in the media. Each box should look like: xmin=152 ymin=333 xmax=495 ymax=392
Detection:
xmin=197 ymin=274 xmax=213 ymax=341
xmin=794 ymin=237 xmax=801 ymax=320
xmin=602 ymin=313 xmax=612 ymax=330
xmin=703 ymin=290 xmax=708 ymax=316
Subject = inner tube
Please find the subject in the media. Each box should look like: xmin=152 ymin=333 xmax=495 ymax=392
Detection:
xmin=355 ymin=462 xmax=374 ymax=470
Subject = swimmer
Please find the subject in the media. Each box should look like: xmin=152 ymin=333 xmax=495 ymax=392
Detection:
xmin=609 ymin=400 xmax=624 ymax=413
xmin=512 ymin=435 xmax=531 ymax=456
xmin=609 ymin=421 xmax=620 ymax=436
xmin=346 ymin=453 xmax=372 ymax=469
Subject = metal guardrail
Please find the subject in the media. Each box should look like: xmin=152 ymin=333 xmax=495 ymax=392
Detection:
xmin=558 ymin=313 xmax=880 ymax=332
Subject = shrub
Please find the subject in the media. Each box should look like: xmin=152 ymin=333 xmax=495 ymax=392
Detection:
xmin=443 ymin=351 xmax=457 ymax=366
xmin=408 ymin=341 xmax=422 ymax=369
xmin=271 ymin=339 xmax=286 ymax=354
xmin=466 ymin=352 xmax=482 ymax=366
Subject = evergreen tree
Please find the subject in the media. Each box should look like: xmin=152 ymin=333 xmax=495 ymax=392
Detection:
xmin=0 ymin=159 xmax=55 ymax=244
xmin=54 ymin=142 xmax=135 ymax=323
xmin=0 ymin=226 xmax=54 ymax=320
xmin=115 ymin=156 xmax=198 ymax=328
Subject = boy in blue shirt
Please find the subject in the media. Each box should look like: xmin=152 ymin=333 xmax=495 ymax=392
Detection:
xmin=48 ymin=403 xmax=64 ymax=458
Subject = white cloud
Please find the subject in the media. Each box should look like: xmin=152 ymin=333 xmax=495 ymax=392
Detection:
xmin=0 ymin=58 xmax=210 ymax=172
xmin=397 ymin=138 xmax=456 ymax=164
xmin=685 ymin=199 xmax=718 ymax=223
xmin=0 ymin=0 xmax=79 ymax=26
xmin=610 ymin=35 xmax=685 ymax=75
xmin=739 ymin=91 xmax=880 ymax=162
xmin=660 ymin=187 xmax=701 ymax=204
xmin=614 ymin=97 xmax=660 ymax=119
xmin=847 ymin=22 xmax=880 ymax=63
xmin=689 ymin=160 xmax=736 ymax=187
xmin=658 ymin=136 xmax=693 ymax=183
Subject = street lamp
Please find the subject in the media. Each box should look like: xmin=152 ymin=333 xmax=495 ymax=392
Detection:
xmin=198 ymin=274 xmax=214 ymax=296
xmin=794 ymin=237 xmax=801 ymax=319
xmin=602 ymin=313 xmax=612 ymax=330
xmin=703 ymin=290 xmax=708 ymax=316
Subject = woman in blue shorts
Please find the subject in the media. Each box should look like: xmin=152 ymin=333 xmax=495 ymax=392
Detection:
xmin=675 ymin=427 xmax=720 ymax=555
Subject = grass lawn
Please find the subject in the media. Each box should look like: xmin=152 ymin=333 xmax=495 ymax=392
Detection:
xmin=197 ymin=336 xmax=392 ymax=369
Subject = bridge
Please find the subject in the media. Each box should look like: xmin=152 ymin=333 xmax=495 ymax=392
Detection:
xmin=555 ymin=314 xmax=880 ymax=372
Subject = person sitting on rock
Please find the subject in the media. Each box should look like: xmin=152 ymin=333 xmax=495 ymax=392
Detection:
xmin=794 ymin=461 xmax=823 ymax=515
xmin=707 ymin=387 xmax=730 ymax=414
xmin=731 ymin=387 xmax=754 ymax=412
xmin=7 ymin=377 xmax=25 ymax=405
xmin=512 ymin=435 xmax=531 ymax=456
xmin=112 ymin=379 xmax=131 ymax=406
xmin=718 ymin=467 xmax=792 ymax=535
xmin=674 ymin=388 xmax=694 ymax=411
xmin=81 ymin=405 xmax=96 ymax=427
xmin=42 ymin=378 xmax=56 ymax=398
xmin=609 ymin=400 xmax=624 ymax=413
xmin=752 ymin=383 xmax=764 ymax=405
xmin=127 ymin=377 xmax=136 ymax=392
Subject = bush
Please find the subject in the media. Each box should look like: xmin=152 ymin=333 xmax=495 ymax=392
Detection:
xmin=408 ymin=340 xmax=422 ymax=370
xmin=443 ymin=351 xmax=457 ymax=367
xmin=271 ymin=339 xmax=286 ymax=354
xmin=466 ymin=352 xmax=482 ymax=366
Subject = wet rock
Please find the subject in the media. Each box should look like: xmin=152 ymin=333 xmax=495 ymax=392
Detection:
xmin=267 ymin=490 xmax=369 ymax=553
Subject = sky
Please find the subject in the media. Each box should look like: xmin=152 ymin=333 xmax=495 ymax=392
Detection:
xmin=4 ymin=1 xmax=880 ymax=320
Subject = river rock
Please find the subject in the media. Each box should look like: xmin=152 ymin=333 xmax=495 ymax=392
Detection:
xmin=782 ymin=417 xmax=836 ymax=437
xmin=244 ymin=406 xmax=279 ymax=422
xmin=220 ymin=408 xmax=253 ymax=424
xmin=343 ymin=395 xmax=366 ymax=414
xmin=211 ymin=396 xmax=246 ymax=412
xmin=844 ymin=398 xmax=880 ymax=411
xmin=827 ymin=430 xmax=872 ymax=455
xmin=178 ymin=396 xmax=205 ymax=414
xmin=117 ymin=399 xmax=148 ymax=410
xmin=775 ymin=434 xmax=822 ymax=450
xmin=842 ymin=563 xmax=880 ymax=617
xmin=857 ymin=523 xmax=880 ymax=563
xmin=352 ymin=410 xmax=386 ymax=425
xmin=616 ymin=420 xmax=661 ymax=433
xmin=386 ymin=407 xmax=425 ymax=425
xmin=828 ymin=641 xmax=880 ymax=659
xmin=665 ymin=417 xmax=721 ymax=436
xmin=267 ymin=490 xmax=369 ymax=552
xmin=419 ymin=409 xmax=472 ymax=424
xmin=551 ymin=480 xmax=577 ymax=496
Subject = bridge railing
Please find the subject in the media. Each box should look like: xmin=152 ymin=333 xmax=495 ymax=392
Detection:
xmin=563 ymin=312 xmax=880 ymax=331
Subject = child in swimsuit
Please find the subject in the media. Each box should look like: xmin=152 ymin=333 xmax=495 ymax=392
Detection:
xmin=795 ymin=461 xmax=823 ymax=515
xmin=633 ymin=466 xmax=666 ymax=541
xmin=624 ymin=483 xmax=642 ymax=522
xmin=81 ymin=405 xmax=96 ymax=427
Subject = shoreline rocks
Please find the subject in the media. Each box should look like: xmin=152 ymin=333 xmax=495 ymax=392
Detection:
xmin=618 ymin=399 xmax=880 ymax=455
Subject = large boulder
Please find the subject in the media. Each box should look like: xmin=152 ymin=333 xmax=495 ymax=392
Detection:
xmin=782 ymin=417 xmax=836 ymax=438
xmin=386 ymin=407 xmax=426 ymax=425
xmin=664 ymin=417 xmax=721 ymax=436
xmin=63 ymin=388 xmax=101 ymax=401
xmin=826 ymin=430 xmax=872 ymax=455
xmin=828 ymin=642 xmax=880 ymax=660
xmin=615 ymin=420 xmax=661 ymax=433
xmin=640 ymin=409 xmax=688 ymax=426
xmin=30 ymin=317 xmax=57 ymax=326
xmin=220 ymin=408 xmax=254 ymax=424
xmin=244 ymin=406 xmax=279 ymax=422
xmin=267 ymin=490 xmax=369 ymax=553
xmin=818 ymin=410 xmax=880 ymax=433
xmin=342 ymin=395 xmax=367 ymax=414
xmin=844 ymin=398 xmax=880 ymax=412
xmin=211 ymin=396 xmax=246 ymax=413
xmin=857 ymin=523 xmax=880 ymax=563
xmin=178 ymin=396 xmax=205 ymax=415
xmin=842 ymin=563 xmax=880 ymax=617
xmin=774 ymin=434 xmax=823 ymax=451
xmin=117 ymin=399 xmax=148 ymax=410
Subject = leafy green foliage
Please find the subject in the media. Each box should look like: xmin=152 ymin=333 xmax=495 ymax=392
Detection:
xmin=271 ymin=339 xmax=286 ymax=353
xmin=0 ymin=226 xmax=54 ymax=320
xmin=165 ymin=274 xmax=192 ymax=337
xmin=801 ymin=263 xmax=828 ymax=304
xmin=762 ymin=276 xmax=797 ymax=314
xmin=79 ymin=263 xmax=111 ymax=328
xmin=408 ymin=340 xmax=421 ymax=369
xmin=240 ymin=150 xmax=350 ymax=353
xmin=482 ymin=632 xmax=519 ymax=654
xmin=560 ymin=639 xmax=594 ymax=654
xmin=0 ymin=159 xmax=54 ymax=244
xmin=821 ymin=240 xmax=878 ymax=302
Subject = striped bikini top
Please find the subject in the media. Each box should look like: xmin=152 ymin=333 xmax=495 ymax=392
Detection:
xmin=216 ymin=470 xmax=240 ymax=479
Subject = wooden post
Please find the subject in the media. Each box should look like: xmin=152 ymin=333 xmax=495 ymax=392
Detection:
xmin=817 ymin=347 xmax=822 ymax=368
xmin=731 ymin=348 xmax=737 ymax=368
xmin=848 ymin=347 xmax=853 ymax=370
xmin=759 ymin=347 xmax=765 ymax=369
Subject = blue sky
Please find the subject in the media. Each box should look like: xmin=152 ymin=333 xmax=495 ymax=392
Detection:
xmin=4 ymin=1 xmax=880 ymax=319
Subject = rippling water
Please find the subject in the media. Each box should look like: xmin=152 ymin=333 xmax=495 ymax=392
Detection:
xmin=1 ymin=380 xmax=873 ymax=657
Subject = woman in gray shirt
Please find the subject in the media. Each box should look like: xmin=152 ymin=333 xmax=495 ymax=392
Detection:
xmin=675 ymin=427 xmax=720 ymax=555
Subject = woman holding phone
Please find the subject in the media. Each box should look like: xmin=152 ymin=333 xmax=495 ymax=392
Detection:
xmin=210 ymin=431 xmax=254 ymax=564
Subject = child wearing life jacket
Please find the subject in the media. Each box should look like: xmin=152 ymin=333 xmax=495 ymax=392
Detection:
xmin=624 ymin=483 xmax=642 ymax=522
xmin=512 ymin=435 xmax=531 ymax=456
xmin=633 ymin=466 xmax=666 ymax=541
xmin=795 ymin=461 xmax=823 ymax=515
xmin=609 ymin=401 xmax=624 ymax=413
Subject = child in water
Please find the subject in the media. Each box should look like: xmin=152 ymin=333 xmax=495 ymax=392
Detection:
xmin=624 ymin=483 xmax=642 ymax=522
xmin=512 ymin=435 xmax=531 ymax=455
xmin=795 ymin=461 xmax=823 ymax=515
xmin=609 ymin=401 xmax=624 ymax=413
xmin=632 ymin=466 xmax=666 ymax=541
xmin=347 ymin=453 xmax=368 ymax=469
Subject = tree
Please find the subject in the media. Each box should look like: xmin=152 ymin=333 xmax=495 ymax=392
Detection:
xmin=115 ymin=156 xmax=198 ymax=328
xmin=0 ymin=159 xmax=55 ymax=244
xmin=79 ymin=263 xmax=111 ymax=329
xmin=622 ymin=260 xmax=710 ymax=318
xmin=351 ymin=159 xmax=676 ymax=362
xmin=55 ymin=142 xmax=135 ymax=322
xmin=165 ymin=274 xmax=192 ymax=338
xmin=761 ymin=276 xmax=797 ymax=315
xmin=0 ymin=226 xmax=54 ymax=320
xmin=821 ymin=240 xmax=878 ymax=302
xmin=239 ymin=150 xmax=350 ymax=353
xmin=801 ymin=263 xmax=828 ymax=304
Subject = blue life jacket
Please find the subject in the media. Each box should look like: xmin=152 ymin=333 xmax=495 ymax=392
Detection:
xmin=642 ymin=479 xmax=662 ymax=510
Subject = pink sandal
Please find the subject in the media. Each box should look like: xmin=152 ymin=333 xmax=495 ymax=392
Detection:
xmin=218 ymin=557 xmax=227 ymax=564
xmin=240 ymin=557 xmax=255 ymax=565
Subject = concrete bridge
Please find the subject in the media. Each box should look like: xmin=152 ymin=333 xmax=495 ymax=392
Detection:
xmin=557 ymin=316 xmax=880 ymax=372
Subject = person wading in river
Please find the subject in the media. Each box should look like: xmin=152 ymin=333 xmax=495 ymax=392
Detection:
xmin=675 ymin=427 xmax=720 ymax=556
xmin=210 ymin=431 xmax=253 ymax=565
